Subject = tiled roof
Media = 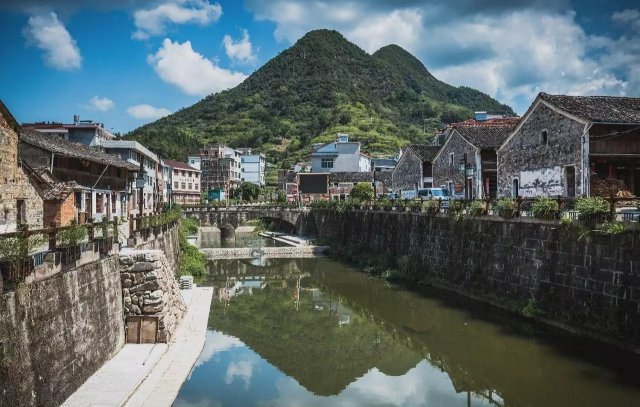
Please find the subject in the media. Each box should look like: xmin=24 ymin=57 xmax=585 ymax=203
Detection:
xmin=20 ymin=128 xmax=138 ymax=170
xmin=451 ymin=117 xmax=520 ymax=127
xmin=408 ymin=145 xmax=441 ymax=161
xmin=539 ymin=93 xmax=640 ymax=124
xmin=23 ymin=164 xmax=76 ymax=201
xmin=164 ymin=159 xmax=200 ymax=171
xmin=329 ymin=172 xmax=373 ymax=183
xmin=454 ymin=125 xmax=515 ymax=149
xmin=375 ymin=171 xmax=392 ymax=186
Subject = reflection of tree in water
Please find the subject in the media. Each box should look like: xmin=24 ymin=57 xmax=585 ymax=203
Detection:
xmin=299 ymin=258 xmax=640 ymax=407
xmin=210 ymin=280 xmax=422 ymax=396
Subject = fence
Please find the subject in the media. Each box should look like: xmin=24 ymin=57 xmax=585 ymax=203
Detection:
xmin=0 ymin=218 xmax=120 ymax=288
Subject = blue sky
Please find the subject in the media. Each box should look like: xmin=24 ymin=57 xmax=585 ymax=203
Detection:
xmin=0 ymin=0 xmax=638 ymax=133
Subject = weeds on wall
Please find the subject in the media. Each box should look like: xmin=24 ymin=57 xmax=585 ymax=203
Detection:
xmin=177 ymin=211 xmax=206 ymax=278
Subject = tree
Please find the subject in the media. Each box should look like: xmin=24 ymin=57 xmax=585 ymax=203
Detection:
xmin=350 ymin=183 xmax=374 ymax=200
xmin=236 ymin=182 xmax=261 ymax=201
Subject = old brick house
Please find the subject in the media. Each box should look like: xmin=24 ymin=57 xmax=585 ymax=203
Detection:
xmin=392 ymin=145 xmax=441 ymax=193
xmin=433 ymin=125 xmax=515 ymax=199
xmin=498 ymin=93 xmax=640 ymax=198
xmin=20 ymin=128 xmax=137 ymax=223
xmin=0 ymin=101 xmax=44 ymax=233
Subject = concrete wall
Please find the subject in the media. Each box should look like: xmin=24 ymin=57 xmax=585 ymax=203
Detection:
xmin=313 ymin=209 xmax=640 ymax=350
xmin=0 ymin=256 xmax=124 ymax=407
xmin=498 ymin=102 xmax=586 ymax=198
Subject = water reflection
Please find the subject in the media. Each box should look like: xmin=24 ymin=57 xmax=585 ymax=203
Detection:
xmin=174 ymin=258 xmax=640 ymax=407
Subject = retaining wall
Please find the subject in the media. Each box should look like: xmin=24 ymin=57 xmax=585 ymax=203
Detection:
xmin=313 ymin=209 xmax=640 ymax=350
xmin=0 ymin=256 xmax=124 ymax=407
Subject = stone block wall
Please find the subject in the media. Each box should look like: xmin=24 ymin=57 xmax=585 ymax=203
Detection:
xmin=135 ymin=222 xmax=180 ymax=270
xmin=432 ymin=131 xmax=478 ymax=197
xmin=313 ymin=210 xmax=640 ymax=349
xmin=119 ymin=250 xmax=186 ymax=343
xmin=392 ymin=149 xmax=422 ymax=192
xmin=0 ymin=256 xmax=124 ymax=407
xmin=497 ymin=102 xmax=585 ymax=197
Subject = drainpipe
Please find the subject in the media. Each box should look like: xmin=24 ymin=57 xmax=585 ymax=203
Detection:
xmin=582 ymin=123 xmax=593 ymax=197
xmin=50 ymin=153 xmax=55 ymax=174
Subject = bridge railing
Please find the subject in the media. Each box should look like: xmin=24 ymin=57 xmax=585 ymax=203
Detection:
xmin=182 ymin=203 xmax=302 ymax=212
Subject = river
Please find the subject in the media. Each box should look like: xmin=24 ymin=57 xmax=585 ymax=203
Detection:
xmin=173 ymin=253 xmax=640 ymax=407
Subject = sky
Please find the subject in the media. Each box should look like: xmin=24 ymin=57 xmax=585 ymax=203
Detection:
xmin=0 ymin=0 xmax=638 ymax=134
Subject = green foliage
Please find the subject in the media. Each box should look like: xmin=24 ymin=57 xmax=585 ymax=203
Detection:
xmin=179 ymin=244 xmax=206 ymax=277
xmin=0 ymin=230 xmax=46 ymax=271
xmin=349 ymin=183 xmax=374 ymax=201
xmin=493 ymin=198 xmax=517 ymax=218
xmin=599 ymin=221 xmax=625 ymax=235
xmin=521 ymin=299 xmax=544 ymax=318
xmin=531 ymin=197 xmax=559 ymax=220
xmin=575 ymin=197 xmax=609 ymax=217
xmin=234 ymin=182 xmax=261 ymax=201
xmin=466 ymin=200 xmax=485 ymax=217
xmin=57 ymin=220 xmax=87 ymax=248
xmin=422 ymin=199 xmax=440 ymax=214
xmin=447 ymin=200 xmax=464 ymax=218
xmin=125 ymin=30 xmax=515 ymax=169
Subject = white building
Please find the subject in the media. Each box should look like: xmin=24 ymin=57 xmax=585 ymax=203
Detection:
xmin=100 ymin=140 xmax=162 ymax=216
xmin=310 ymin=134 xmax=371 ymax=173
xmin=164 ymin=159 xmax=201 ymax=205
xmin=238 ymin=148 xmax=266 ymax=186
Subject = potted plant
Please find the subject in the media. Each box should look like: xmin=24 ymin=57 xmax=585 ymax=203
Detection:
xmin=531 ymin=197 xmax=559 ymax=220
xmin=575 ymin=197 xmax=610 ymax=225
xmin=466 ymin=200 xmax=485 ymax=217
xmin=423 ymin=199 xmax=440 ymax=215
xmin=493 ymin=198 xmax=518 ymax=219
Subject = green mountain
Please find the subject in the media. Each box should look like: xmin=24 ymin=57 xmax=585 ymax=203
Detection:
xmin=126 ymin=29 xmax=514 ymax=168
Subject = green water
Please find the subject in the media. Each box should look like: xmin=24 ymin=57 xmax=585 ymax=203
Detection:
xmin=174 ymin=257 xmax=640 ymax=407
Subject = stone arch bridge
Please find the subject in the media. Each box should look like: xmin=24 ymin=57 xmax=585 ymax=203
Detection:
xmin=182 ymin=206 xmax=317 ymax=235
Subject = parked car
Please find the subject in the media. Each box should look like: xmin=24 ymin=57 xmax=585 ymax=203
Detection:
xmin=378 ymin=192 xmax=398 ymax=200
xmin=400 ymin=190 xmax=417 ymax=200
xmin=417 ymin=187 xmax=451 ymax=207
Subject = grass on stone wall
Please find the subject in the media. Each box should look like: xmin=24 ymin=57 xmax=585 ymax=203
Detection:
xmin=178 ymin=213 xmax=206 ymax=277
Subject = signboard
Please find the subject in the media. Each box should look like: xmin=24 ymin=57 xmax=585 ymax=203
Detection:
xmin=298 ymin=173 xmax=328 ymax=194
xmin=208 ymin=189 xmax=225 ymax=201
xmin=454 ymin=183 xmax=463 ymax=193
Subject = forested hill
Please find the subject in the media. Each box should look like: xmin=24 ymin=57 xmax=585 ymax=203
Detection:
xmin=125 ymin=29 xmax=515 ymax=166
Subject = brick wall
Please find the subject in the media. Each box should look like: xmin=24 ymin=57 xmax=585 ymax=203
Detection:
xmin=498 ymin=103 xmax=585 ymax=198
xmin=43 ymin=194 xmax=75 ymax=227
xmin=313 ymin=209 xmax=640 ymax=349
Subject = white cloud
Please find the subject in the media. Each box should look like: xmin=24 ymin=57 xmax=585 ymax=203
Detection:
xmin=127 ymin=104 xmax=172 ymax=120
xmin=23 ymin=11 xmax=81 ymax=70
xmin=223 ymin=29 xmax=258 ymax=64
xmin=193 ymin=331 xmax=245 ymax=368
xmin=133 ymin=0 xmax=222 ymax=40
xmin=89 ymin=96 xmax=114 ymax=112
xmin=224 ymin=360 xmax=255 ymax=390
xmin=612 ymin=9 xmax=640 ymax=32
xmin=148 ymin=38 xmax=247 ymax=96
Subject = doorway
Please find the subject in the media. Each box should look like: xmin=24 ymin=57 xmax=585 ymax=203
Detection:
xmin=512 ymin=179 xmax=519 ymax=198
xmin=565 ymin=166 xmax=576 ymax=198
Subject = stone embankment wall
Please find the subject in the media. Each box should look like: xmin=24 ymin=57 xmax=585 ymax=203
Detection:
xmin=313 ymin=210 xmax=640 ymax=349
xmin=202 ymin=245 xmax=328 ymax=260
xmin=0 ymin=256 xmax=124 ymax=407
xmin=119 ymin=250 xmax=186 ymax=342
xmin=135 ymin=223 xmax=180 ymax=270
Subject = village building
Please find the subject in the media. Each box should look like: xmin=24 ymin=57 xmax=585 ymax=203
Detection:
xmin=0 ymin=102 xmax=44 ymax=232
xmin=23 ymin=115 xmax=117 ymax=146
xmin=19 ymin=128 xmax=137 ymax=223
xmin=498 ymin=93 xmax=640 ymax=198
xmin=310 ymin=134 xmax=371 ymax=173
xmin=433 ymin=124 xmax=516 ymax=199
xmin=100 ymin=140 xmax=162 ymax=215
xmin=190 ymin=145 xmax=242 ymax=199
xmin=371 ymin=157 xmax=398 ymax=172
xmin=392 ymin=145 xmax=441 ymax=193
xmin=237 ymin=148 xmax=267 ymax=187
xmin=164 ymin=159 xmax=201 ymax=205
xmin=328 ymin=172 xmax=374 ymax=200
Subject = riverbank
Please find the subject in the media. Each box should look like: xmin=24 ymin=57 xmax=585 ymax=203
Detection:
xmin=201 ymin=245 xmax=329 ymax=259
xmin=62 ymin=287 xmax=213 ymax=407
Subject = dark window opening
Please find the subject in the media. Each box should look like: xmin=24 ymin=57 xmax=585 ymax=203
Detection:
xmin=541 ymin=130 xmax=548 ymax=145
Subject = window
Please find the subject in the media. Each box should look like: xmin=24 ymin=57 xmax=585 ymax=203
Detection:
xmin=174 ymin=182 xmax=178 ymax=188
xmin=195 ymin=183 xmax=199 ymax=190
xmin=541 ymin=130 xmax=548 ymax=145
xmin=16 ymin=199 xmax=25 ymax=225
xmin=321 ymin=158 xmax=334 ymax=169
xmin=181 ymin=182 xmax=186 ymax=189
xmin=174 ymin=170 xmax=178 ymax=176
xmin=449 ymin=153 xmax=455 ymax=166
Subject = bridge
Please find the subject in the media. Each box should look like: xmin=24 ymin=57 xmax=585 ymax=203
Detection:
xmin=182 ymin=205 xmax=317 ymax=235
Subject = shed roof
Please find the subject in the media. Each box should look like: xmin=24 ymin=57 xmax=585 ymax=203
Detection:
xmin=539 ymin=93 xmax=640 ymax=124
xmin=20 ymin=128 xmax=138 ymax=170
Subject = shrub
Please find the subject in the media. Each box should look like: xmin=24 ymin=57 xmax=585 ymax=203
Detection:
xmin=57 ymin=220 xmax=87 ymax=247
xmin=575 ymin=197 xmax=609 ymax=217
xmin=422 ymin=199 xmax=440 ymax=214
xmin=599 ymin=221 xmax=625 ymax=235
xmin=350 ymin=183 xmax=374 ymax=201
xmin=447 ymin=200 xmax=464 ymax=217
xmin=531 ymin=197 xmax=559 ymax=220
xmin=521 ymin=299 xmax=544 ymax=318
xmin=179 ymin=244 xmax=206 ymax=277
xmin=493 ymin=198 xmax=518 ymax=218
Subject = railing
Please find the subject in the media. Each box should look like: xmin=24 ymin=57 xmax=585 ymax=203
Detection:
xmin=311 ymin=196 xmax=640 ymax=223
xmin=0 ymin=218 xmax=121 ymax=288
xmin=182 ymin=203 xmax=301 ymax=212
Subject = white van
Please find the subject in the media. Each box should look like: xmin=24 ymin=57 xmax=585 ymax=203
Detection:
xmin=417 ymin=188 xmax=451 ymax=207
